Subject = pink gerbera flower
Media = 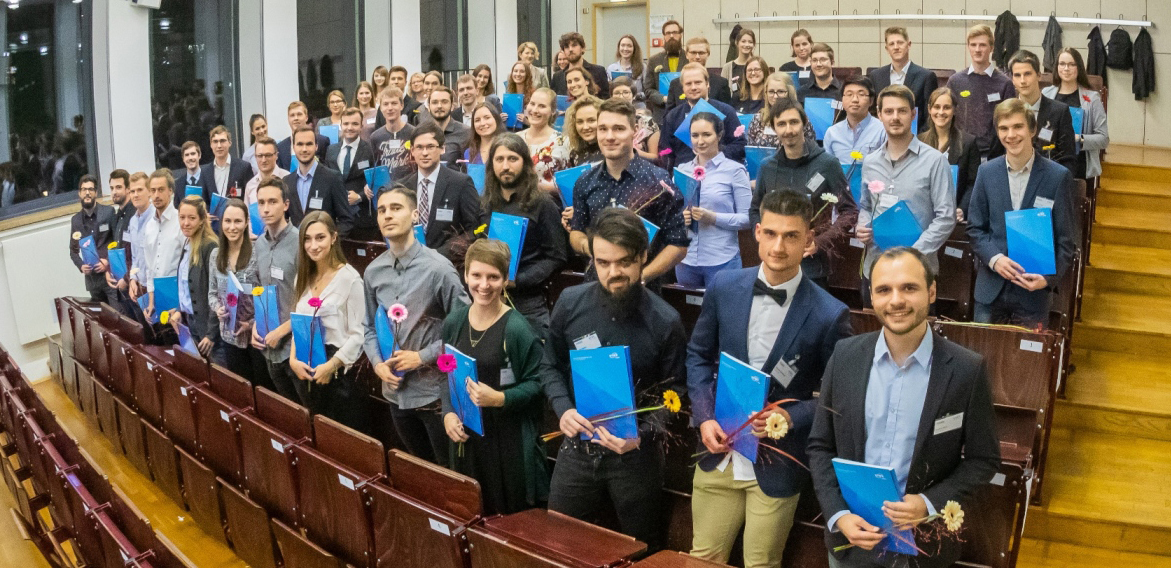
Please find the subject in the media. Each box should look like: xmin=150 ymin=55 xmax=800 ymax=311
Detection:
xmin=437 ymin=354 xmax=457 ymax=373
xmin=308 ymin=297 xmax=322 ymax=309
xmin=867 ymin=180 xmax=886 ymax=194
xmin=389 ymin=303 xmax=408 ymax=323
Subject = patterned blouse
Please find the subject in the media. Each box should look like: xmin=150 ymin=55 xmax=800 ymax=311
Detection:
xmin=746 ymin=112 xmax=817 ymax=148
xmin=521 ymin=129 xmax=570 ymax=185
xmin=207 ymin=248 xmax=261 ymax=349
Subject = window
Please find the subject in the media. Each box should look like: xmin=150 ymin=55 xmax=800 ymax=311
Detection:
xmin=420 ymin=0 xmax=466 ymax=73
xmin=297 ymin=0 xmax=363 ymax=124
xmin=0 ymin=0 xmax=97 ymax=220
xmin=517 ymin=0 xmax=551 ymax=68
xmin=149 ymin=0 xmax=241 ymax=171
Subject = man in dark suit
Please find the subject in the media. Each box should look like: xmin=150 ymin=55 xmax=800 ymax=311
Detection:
xmin=662 ymin=63 xmax=747 ymax=169
xmin=796 ymin=43 xmax=844 ymax=105
xmin=867 ymin=27 xmax=939 ymax=133
xmin=644 ymin=19 xmax=685 ymax=125
xmin=550 ymin=31 xmax=610 ymax=99
xmin=375 ymin=65 xmax=422 ymax=131
xmin=277 ymin=101 xmax=330 ymax=171
xmin=398 ymin=121 xmax=483 ymax=260
xmin=281 ymin=125 xmax=353 ymax=237
xmin=322 ymin=107 xmax=378 ymax=241
xmin=69 ymin=174 xmax=117 ymax=303
xmin=665 ymin=37 xmax=734 ymax=114
xmin=687 ymin=190 xmax=851 ymax=566
xmin=987 ymin=50 xmax=1077 ymax=172
xmin=171 ymin=141 xmax=205 ymax=208
xmin=808 ymin=247 xmax=1000 ymax=568
xmin=200 ymin=125 xmax=254 ymax=202
xmin=967 ymin=98 xmax=1077 ymax=328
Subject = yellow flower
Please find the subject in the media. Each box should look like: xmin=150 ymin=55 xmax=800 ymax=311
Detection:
xmin=107 ymin=241 xmax=119 ymax=250
xmin=764 ymin=412 xmax=789 ymax=439
xmin=679 ymin=93 xmax=686 ymax=100
xmin=662 ymin=390 xmax=681 ymax=413
xmin=1042 ymin=144 xmax=1056 ymax=151
xmin=960 ymin=90 xmax=971 ymax=98
xmin=159 ymin=311 xmax=170 ymax=325
xmin=72 ymin=231 xmax=81 ymax=240
xmin=850 ymin=151 xmax=864 ymax=161
xmin=941 ymin=500 xmax=965 ymax=532
xmin=404 ymin=140 xmax=411 ymax=150
xmin=473 ymin=223 xmax=488 ymax=235
xmin=252 ymin=286 xmax=265 ymax=296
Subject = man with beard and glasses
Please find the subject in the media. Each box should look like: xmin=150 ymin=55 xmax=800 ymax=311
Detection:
xmin=645 ymin=19 xmax=685 ymax=125
xmin=482 ymin=133 xmax=567 ymax=337
xmin=551 ymin=32 xmax=610 ymax=100
xmin=70 ymin=174 xmax=117 ymax=303
xmin=540 ymin=206 xmax=687 ymax=552
xmin=423 ymin=86 xmax=472 ymax=167
xmin=808 ymin=247 xmax=999 ymax=568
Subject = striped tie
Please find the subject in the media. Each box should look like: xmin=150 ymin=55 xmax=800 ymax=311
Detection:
xmin=418 ymin=178 xmax=431 ymax=230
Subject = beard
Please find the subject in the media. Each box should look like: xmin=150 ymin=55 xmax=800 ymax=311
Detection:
xmin=598 ymin=276 xmax=642 ymax=315
xmin=498 ymin=171 xmax=521 ymax=188
xmin=664 ymin=38 xmax=683 ymax=56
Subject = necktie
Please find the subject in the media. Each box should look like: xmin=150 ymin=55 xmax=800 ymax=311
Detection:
xmin=753 ymin=279 xmax=788 ymax=306
xmin=418 ymin=178 xmax=431 ymax=230
xmin=189 ymin=176 xmax=195 ymax=186
xmin=343 ymin=145 xmax=352 ymax=173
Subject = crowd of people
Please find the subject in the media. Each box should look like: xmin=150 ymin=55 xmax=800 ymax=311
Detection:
xmin=65 ymin=19 xmax=1108 ymax=568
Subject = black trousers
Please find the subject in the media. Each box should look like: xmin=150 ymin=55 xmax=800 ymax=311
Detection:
xmin=389 ymin=400 xmax=448 ymax=467
xmin=212 ymin=340 xmax=275 ymax=392
xmin=266 ymin=358 xmax=308 ymax=406
xmin=302 ymin=345 xmax=369 ymax=434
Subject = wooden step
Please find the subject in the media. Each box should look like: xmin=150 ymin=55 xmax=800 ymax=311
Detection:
xmin=1076 ymin=292 xmax=1171 ymax=354
xmin=1085 ymin=243 xmax=1171 ymax=295
xmin=1101 ymin=161 xmax=1171 ymax=183
xmin=1093 ymin=207 xmax=1171 ymax=250
xmin=1018 ymin=538 xmax=1171 ymax=567
xmin=1024 ymin=429 xmax=1171 ymax=555
xmin=1098 ymin=181 xmax=1171 ymax=214
xmin=1055 ymin=349 xmax=1171 ymax=441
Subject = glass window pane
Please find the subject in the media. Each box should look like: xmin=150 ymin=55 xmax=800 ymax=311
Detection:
xmin=421 ymin=0 xmax=466 ymax=74
xmin=516 ymin=0 xmax=551 ymax=68
xmin=297 ymin=0 xmax=363 ymax=125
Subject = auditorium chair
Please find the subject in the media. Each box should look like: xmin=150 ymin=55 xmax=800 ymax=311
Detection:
xmin=107 ymin=332 xmax=136 ymax=399
xmin=630 ymin=550 xmax=731 ymax=567
xmin=68 ymin=301 xmax=94 ymax=369
xmin=47 ymin=340 xmax=62 ymax=389
xmin=128 ymin=344 xmax=175 ymax=425
xmin=150 ymin=531 xmax=199 ymax=568
xmin=115 ymin=397 xmax=152 ymax=477
xmin=158 ymin=365 xmax=202 ymax=453
xmin=220 ymin=478 xmax=280 ymax=568
xmin=53 ymin=298 xmax=74 ymax=359
xmin=92 ymin=378 xmax=119 ymax=439
xmin=193 ymin=365 xmax=254 ymax=484
xmin=272 ymin=517 xmax=351 ymax=568
xmin=238 ymin=386 xmax=312 ymax=525
xmin=826 ymin=233 xmax=865 ymax=309
xmin=660 ymin=284 xmax=705 ymax=334
xmin=75 ymin=364 xmax=98 ymax=424
xmin=85 ymin=318 xmax=110 ymax=387
xmin=545 ymin=270 xmax=585 ymax=311
xmin=468 ymin=509 xmax=647 ymax=568
xmin=93 ymin=509 xmax=148 ymax=567
xmin=341 ymin=238 xmax=388 ymax=276
xmin=935 ymin=239 xmax=976 ymax=321
xmin=177 ymin=445 xmax=227 ymax=544
xmin=143 ymin=418 xmax=185 ymax=506
xmin=831 ymin=67 xmax=862 ymax=83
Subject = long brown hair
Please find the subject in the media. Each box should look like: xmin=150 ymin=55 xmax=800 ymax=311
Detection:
xmin=483 ymin=133 xmax=542 ymax=214
xmin=614 ymin=35 xmax=644 ymax=80
xmin=564 ymin=67 xmax=598 ymax=97
xmin=179 ymin=196 xmax=216 ymax=267
xmin=506 ymin=61 xmax=535 ymax=102
xmin=472 ymin=64 xmax=495 ymax=96
xmin=1057 ymin=47 xmax=1092 ymax=90
xmin=353 ymin=81 xmax=376 ymax=112
xmin=215 ymin=198 xmax=253 ymax=274
xmin=918 ymin=87 xmax=964 ymax=155
xmin=294 ymin=211 xmax=347 ymax=300
xmin=740 ymin=56 xmax=770 ymax=102
xmin=371 ymin=65 xmax=389 ymax=98
xmin=468 ymin=103 xmax=505 ymax=155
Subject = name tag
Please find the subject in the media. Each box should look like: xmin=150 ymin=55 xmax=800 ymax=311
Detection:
xmin=798 ymin=70 xmax=810 ymax=79
xmin=387 ymin=139 xmax=403 ymax=149
xmin=270 ymin=266 xmax=284 ymax=280
xmin=1038 ymin=128 xmax=1053 ymax=142
xmin=934 ymin=412 xmax=963 ymax=435
xmin=573 ymin=332 xmax=603 ymax=350
xmin=986 ymin=93 xmax=1001 ymax=103
xmin=1034 ymin=197 xmax=1054 ymax=209
xmin=366 ymin=117 xmax=376 ymax=124
xmin=357 ymin=160 xmax=369 ymax=169
xmin=435 ymin=208 xmax=454 ymax=222
xmin=499 ymin=367 xmax=516 ymax=387
xmin=730 ymin=79 xmax=739 ymax=92
xmin=99 ymin=224 xmax=109 ymax=232
xmin=879 ymin=193 xmax=899 ymax=208
xmin=830 ymin=100 xmax=844 ymax=110
xmin=763 ymin=126 xmax=777 ymax=136
xmin=308 ymin=197 xmax=324 ymax=210
xmin=770 ymin=359 xmax=796 ymax=389
xmin=122 ymin=231 xmax=133 ymax=243
xmin=806 ymin=173 xmax=825 ymax=191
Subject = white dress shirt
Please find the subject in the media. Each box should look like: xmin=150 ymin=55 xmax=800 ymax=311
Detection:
xmin=125 ymin=207 xmax=153 ymax=283
xmin=889 ymin=61 xmax=910 ymax=86
xmin=989 ymin=152 xmax=1036 ymax=270
xmin=294 ymin=264 xmax=366 ymax=369
xmin=214 ymin=155 xmax=232 ymax=195
xmin=336 ymin=138 xmax=361 ymax=173
xmin=146 ymin=203 xmax=184 ymax=292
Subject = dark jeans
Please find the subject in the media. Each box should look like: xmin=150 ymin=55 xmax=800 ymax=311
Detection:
xmin=548 ymin=437 xmax=665 ymax=552
xmin=266 ymin=358 xmax=308 ymax=406
xmin=974 ymin=285 xmax=1051 ymax=329
xmin=389 ymin=400 xmax=449 ymax=467
xmin=212 ymin=341 xmax=275 ymax=392
xmin=303 ymin=345 xmax=369 ymax=434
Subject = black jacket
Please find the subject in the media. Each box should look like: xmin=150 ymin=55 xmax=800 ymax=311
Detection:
xmin=987 ymin=95 xmax=1077 ymax=173
xmin=1087 ymin=27 xmax=1107 ymax=79
xmin=400 ymin=167 xmax=485 ymax=260
xmin=199 ymin=157 xmax=254 ymax=202
xmin=943 ymin=133 xmax=982 ymax=213
xmin=70 ymin=203 xmax=116 ymax=293
xmin=867 ymin=63 xmax=939 ymax=133
xmin=182 ymin=240 xmax=218 ymax=343
xmin=281 ymin=163 xmax=354 ymax=237
xmin=1042 ymin=16 xmax=1063 ymax=73
xmin=172 ymin=168 xmax=205 ymax=208
xmin=277 ymin=134 xmax=330 ymax=171
xmin=323 ymin=139 xmax=378 ymax=239
xmin=665 ymin=74 xmax=734 ymax=113
xmin=1133 ymin=28 xmax=1155 ymax=101
xmin=551 ymin=61 xmax=611 ymax=99
xmin=993 ymin=10 xmax=1020 ymax=70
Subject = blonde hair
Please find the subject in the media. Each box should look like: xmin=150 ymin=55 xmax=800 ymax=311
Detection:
xmin=517 ymin=41 xmax=540 ymax=60
xmin=178 ymin=196 xmax=216 ymax=267
xmin=564 ymin=95 xmax=602 ymax=154
xmin=759 ymin=72 xmax=799 ymax=127
xmin=967 ymin=24 xmax=994 ymax=43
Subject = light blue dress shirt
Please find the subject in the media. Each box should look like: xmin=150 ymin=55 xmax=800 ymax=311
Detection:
xmin=296 ymin=160 xmax=318 ymax=212
xmin=823 ymin=113 xmax=887 ymax=164
xmin=127 ymin=208 xmax=153 ymax=283
xmin=178 ymin=240 xmax=193 ymax=315
xmin=679 ymin=152 xmax=753 ymax=267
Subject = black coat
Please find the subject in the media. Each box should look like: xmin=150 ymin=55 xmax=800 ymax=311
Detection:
xmin=1042 ymin=16 xmax=1063 ymax=73
xmin=666 ymin=74 xmax=734 ymax=113
xmin=993 ymin=10 xmax=1020 ymax=70
xmin=199 ymin=157 xmax=254 ymax=202
xmin=70 ymin=204 xmax=116 ymax=293
xmin=400 ymin=167 xmax=485 ymax=259
xmin=171 ymin=168 xmax=205 ymax=208
xmin=1133 ymin=28 xmax=1155 ymax=101
xmin=867 ymin=63 xmax=939 ymax=133
xmin=1087 ymin=26 xmax=1107 ymax=80
xmin=281 ymin=164 xmax=354 ymax=237
xmin=322 ymin=140 xmax=378 ymax=239
xmin=551 ymin=61 xmax=611 ymax=99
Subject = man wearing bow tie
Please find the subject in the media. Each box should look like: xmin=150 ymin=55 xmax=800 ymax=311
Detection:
xmin=686 ymin=189 xmax=851 ymax=567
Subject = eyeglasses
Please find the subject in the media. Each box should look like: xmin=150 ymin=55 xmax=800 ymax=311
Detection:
xmin=766 ymin=89 xmax=788 ymax=97
xmin=746 ymin=68 xmax=764 ymax=74
xmin=255 ymin=153 xmax=276 ymax=159
xmin=413 ymin=144 xmax=441 ymax=152
xmin=810 ymin=57 xmax=832 ymax=65
xmin=1057 ymin=61 xmax=1078 ymax=68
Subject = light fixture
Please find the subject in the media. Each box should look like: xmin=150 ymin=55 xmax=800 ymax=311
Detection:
xmin=38 ymin=46 xmax=47 ymax=56
xmin=19 ymin=33 xmax=28 ymax=45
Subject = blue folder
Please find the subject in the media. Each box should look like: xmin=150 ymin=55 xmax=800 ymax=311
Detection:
xmin=502 ymin=93 xmax=525 ymax=129
xmin=950 ymin=165 xmax=959 ymax=197
xmin=1005 ymin=208 xmax=1057 ymax=275
xmin=1069 ymin=107 xmax=1085 ymax=154
xmin=176 ymin=323 xmax=200 ymax=356
xmin=871 ymin=201 xmax=923 ymax=251
xmin=552 ymin=115 xmax=565 ymax=132
xmin=737 ymin=113 xmax=755 ymax=129
xmin=108 ymin=248 xmax=128 ymax=280
xmin=466 ymin=163 xmax=486 ymax=195
xmin=210 ymin=193 xmax=227 ymax=218
xmin=290 ymin=313 xmax=327 ymax=367
xmin=364 ymin=165 xmax=391 ymax=192
xmin=137 ymin=295 xmax=157 ymax=324
xmin=715 ymin=353 xmax=770 ymax=462
xmin=673 ymin=98 xmax=727 ymax=148
xmin=153 ymin=276 xmax=180 ymax=314
xmin=412 ymin=225 xmax=427 ymax=246
xmin=658 ymin=72 xmax=681 ymax=95
xmin=374 ymin=306 xmax=398 ymax=360
xmin=786 ymin=71 xmax=801 ymax=85
xmin=570 ymin=345 xmax=637 ymax=439
xmin=249 ymin=202 xmax=265 ymax=238
xmin=185 ymin=185 xmax=202 ymax=199
xmin=556 ymin=95 xmax=571 ymax=112
xmin=640 ymin=216 xmax=660 ymax=244
xmin=78 ymin=235 xmax=100 ymax=267
xmin=842 ymin=162 xmax=863 ymax=203
xmin=672 ymin=167 xmax=699 ymax=206
xmin=746 ymin=146 xmax=776 ymax=182
xmin=487 ymin=212 xmax=529 ymax=281
xmin=805 ymin=97 xmax=836 ymax=141
xmin=445 ymin=344 xmax=484 ymax=436
xmin=831 ymin=458 xmax=918 ymax=556
xmin=554 ymin=163 xmax=591 ymax=207
xmin=609 ymin=70 xmax=632 ymax=81
xmin=254 ymin=285 xmax=280 ymax=338
xmin=319 ymin=124 xmax=340 ymax=146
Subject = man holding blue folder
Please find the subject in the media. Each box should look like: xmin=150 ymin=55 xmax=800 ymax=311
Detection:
xmin=661 ymin=63 xmax=746 ymax=169
xmin=69 ymin=175 xmax=116 ymax=303
xmin=541 ymin=208 xmax=688 ymax=551
xmin=251 ymin=179 xmax=307 ymax=404
xmin=808 ymin=248 xmax=1000 ymax=568
xmin=966 ymin=98 xmax=1077 ymax=327
xmin=687 ymin=190 xmax=850 ymax=567
xmin=144 ymin=169 xmax=184 ymax=321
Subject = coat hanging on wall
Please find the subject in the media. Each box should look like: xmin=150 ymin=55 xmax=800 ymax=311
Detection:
xmin=993 ymin=10 xmax=1020 ymax=70
xmin=726 ymin=24 xmax=743 ymax=63
xmin=1087 ymin=26 xmax=1107 ymax=82
xmin=1133 ymin=28 xmax=1155 ymax=100
xmin=1042 ymin=16 xmax=1063 ymax=73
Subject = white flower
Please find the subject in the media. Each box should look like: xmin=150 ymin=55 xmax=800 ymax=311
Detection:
xmin=821 ymin=194 xmax=839 ymax=204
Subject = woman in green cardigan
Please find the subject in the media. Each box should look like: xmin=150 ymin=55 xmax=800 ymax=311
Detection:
xmin=442 ymin=238 xmax=549 ymax=514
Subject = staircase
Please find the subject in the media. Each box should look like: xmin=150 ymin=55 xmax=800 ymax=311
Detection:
xmin=1017 ymin=163 xmax=1171 ymax=567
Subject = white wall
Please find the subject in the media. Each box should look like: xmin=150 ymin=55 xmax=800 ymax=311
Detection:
xmin=390 ymin=0 xmax=423 ymax=73
xmin=91 ymin=0 xmax=155 ymax=175
xmin=365 ymin=0 xmax=393 ymax=78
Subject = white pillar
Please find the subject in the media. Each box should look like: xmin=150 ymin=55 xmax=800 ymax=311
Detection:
xmin=493 ymin=0 xmax=518 ymax=82
xmin=91 ymin=0 xmax=154 ymax=174
xmin=237 ymin=0 xmax=300 ymax=142
xmin=390 ymin=0 xmax=422 ymax=73
xmin=364 ymin=0 xmax=392 ymax=77
xmin=467 ymin=0 xmax=495 ymax=75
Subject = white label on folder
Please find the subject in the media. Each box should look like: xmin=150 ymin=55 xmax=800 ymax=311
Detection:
xmin=991 ymin=473 xmax=1006 ymax=486
xmin=1038 ymin=128 xmax=1053 ymax=142
xmin=944 ymin=246 xmax=963 ymax=258
xmin=357 ymin=160 xmax=369 ymax=169
xmin=271 ymin=439 xmax=285 ymax=453
xmin=179 ymin=386 xmax=188 ymax=397
xmin=1034 ymin=197 xmax=1054 ymax=209
xmin=309 ymin=197 xmax=323 ymax=210
xmin=271 ymin=267 xmax=284 ymax=280
xmin=986 ymin=93 xmax=1001 ymax=103
xmin=499 ymin=367 xmax=516 ymax=387
xmin=165 ymin=349 xmax=174 ymax=356
xmin=220 ymin=410 xmax=231 ymax=422
xmin=806 ymin=173 xmax=825 ymax=191
xmin=1020 ymin=339 xmax=1043 ymax=353
xmin=338 ymin=474 xmax=355 ymax=490
xmin=429 ymin=518 xmax=451 ymax=535
xmin=573 ymin=332 xmax=603 ymax=350
xmin=686 ymin=295 xmax=703 ymax=306
xmin=849 ymin=238 xmax=864 ymax=248
xmin=799 ymin=70 xmax=810 ymax=79
xmin=356 ymin=248 xmax=367 ymax=257
xmin=771 ymin=359 xmax=796 ymax=388
xmin=436 ymin=208 xmax=454 ymax=222
xmin=933 ymin=412 xmax=963 ymax=435
xmin=879 ymin=194 xmax=898 ymax=208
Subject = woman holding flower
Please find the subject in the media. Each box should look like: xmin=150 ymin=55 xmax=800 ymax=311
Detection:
xmin=165 ymin=195 xmax=218 ymax=356
xmin=517 ymin=88 xmax=570 ymax=202
xmin=675 ymin=112 xmax=752 ymax=288
xmin=441 ymin=239 xmax=548 ymax=514
xmin=289 ymin=211 xmax=367 ymax=432
xmin=207 ymin=199 xmax=269 ymax=387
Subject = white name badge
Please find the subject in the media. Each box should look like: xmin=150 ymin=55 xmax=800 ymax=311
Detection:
xmin=770 ymin=359 xmax=796 ymax=389
xmin=366 ymin=117 xmax=376 ymax=124
xmin=499 ymin=367 xmax=516 ymax=387
xmin=270 ymin=266 xmax=284 ymax=281
xmin=806 ymin=173 xmax=825 ymax=191
xmin=387 ymin=139 xmax=403 ymax=149
xmin=986 ymin=93 xmax=1001 ymax=103
xmin=573 ymin=332 xmax=603 ymax=350
xmin=99 ymin=224 xmax=109 ymax=232
xmin=1034 ymin=197 xmax=1054 ymax=209
xmin=122 ymin=231 xmax=133 ymax=243
xmin=357 ymin=160 xmax=369 ymax=169
xmin=763 ymin=126 xmax=777 ymax=136
xmin=830 ymin=100 xmax=844 ymax=110
xmin=1038 ymin=128 xmax=1053 ymax=142
xmin=798 ymin=70 xmax=811 ymax=79
xmin=934 ymin=412 xmax=963 ymax=435
xmin=879 ymin=193 xmax=899 ymax=209
xmin=308 ymin=197 xmax=324 ymax=210
xmin=435 ymin=208 xmax=454 ymax=222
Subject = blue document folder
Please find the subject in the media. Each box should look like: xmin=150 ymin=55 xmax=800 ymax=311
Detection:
xmin=176 ymin=323 xmax=200 ymax=356
xmin=640 ymin=216 xmax=660 ymax=244
xmin=78 ymin=235 xmax=100 ymax=267
xmin=842 ymin=162 xmax=863 ymax=203
xmin=609 ymin=70 xmax=632 ymax=81
xmin=364 ymin=165 xmax=391 ymax=192
xmin=715 ymin=353 xmax=770 ymax=463
xmin=737 ymin=113 xmax=755 ymax=129
xmin=673 ymin=98 xmax=727 ymax=148
xmin=570 ymin=346 xmax=637 ymax=439
xmin=210 ymin=193 xmax=227 ymax=218
xmin=746 ymin=146 xmax=776 ymax=182
xmin=872 ymin=201 xmax=923 ymax=251
xmin=805 ymin=97 xmax=836 ymax=141
xmin=950 ymin=165 xmax=959 ymax=197
xmin=319 ymin=124 xmax=340 ymax=145
xmin=249 ymin=202 xmax=265 ymax=238
xmin=290 ymin=313 xmax=327 ymax=367
xmin=1005 ymin=208 xmax=1057 ymax=275
xmin=552 ymin=115 xmax=565 ymax=132
xmin=108 ymin=248 xmax=127 ymax=280
xmin=502 ymin=93 xmax=525 ymax=129
xmin=374 ymin=306 xmax=398 ymax=360
xmin=445 ymin=344 xmax=484 ymax=436
xmin=254 ymin=285 xmax=280 ymax=338
xmin=153 ymin=276 xmax=180 ymax=314
xmin=554 ymin=163 xmax=591 ymax=207
xmin=659 ymin=72 xmax=681 ymax=94
xmin=673 ymin=167 xmax=700 ymax=206
xmin=466 ymin=163 xmax=486 ymax=195
xmin=413 ymin=225 xmax=427 ymax=246
xmin=556 ymin=95 xmax=571 ymax=112
xmin=831 ymin=458 xmax=918 ymax=556
xmin=137 ymin=294 xmax=157 ymax=324
xmin=487 ymin=212 xmax=529 ymax=281
xmin=1069 ymin=107 xmax=1084 ymax=154
xmin=185 ymin=185 xmax=202 ymax=199
xmin=787 ymin=71 xmax=801 ymax=85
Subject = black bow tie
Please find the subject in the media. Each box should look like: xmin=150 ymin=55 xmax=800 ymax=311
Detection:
xmin=753 ymin=279 xmax=788 ymax=305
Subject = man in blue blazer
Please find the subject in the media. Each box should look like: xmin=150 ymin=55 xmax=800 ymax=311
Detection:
xmin=199 ymin=125 xmax=254 ymax=203
xmin=867 ymin=27 xmax=939 ymax=134
xmin=686 ymin=189 xmax=851 ymax=566
xmin=967 ymin=98 xmax=1077 ymax=328
xmin=662 ymin=62 xmax=747 ymax=170
xmin=281 ymin=125 xmax=354 ymax=237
